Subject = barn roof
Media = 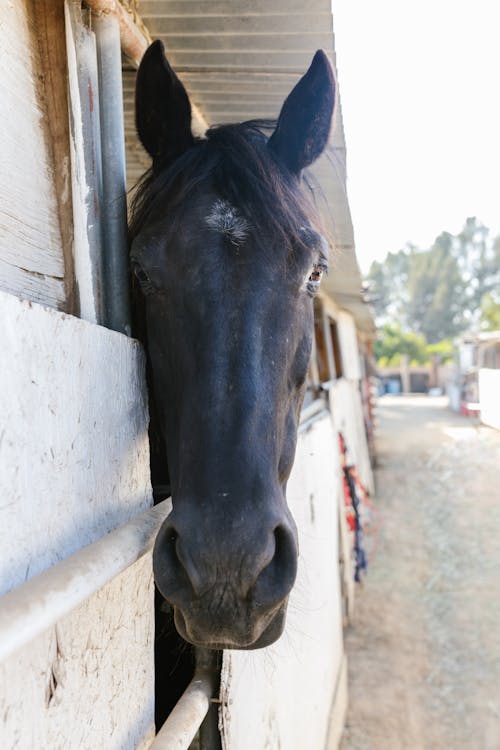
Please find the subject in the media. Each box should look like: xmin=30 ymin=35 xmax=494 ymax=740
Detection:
xmin=120 ymin=0 xmax=375 ymax=335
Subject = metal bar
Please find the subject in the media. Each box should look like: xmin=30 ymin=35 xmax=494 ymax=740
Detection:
xmin=85 ymin=0 xmax=208 ymax=135
xmin=94 ymin=11 xmax=132 ymax=334
xmin=198 ymin=648 xmax=223 ymax=750
xmin=149 ymin=663 xmax=217 ymax=750
xmin=0 ymin=500 xmax=171 ymax=664
xmin=299 ymin=399 xmax=329 ymax=430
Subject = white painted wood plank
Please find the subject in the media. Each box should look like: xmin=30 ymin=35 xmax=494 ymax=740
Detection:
xmin=0 ymin=291 xmax=152 ymax=596
xmin=219 ymin=415 xmax=344 ymax=749
xmin=329 ymin=379 xmax=374 ymax=495
xmin=337 ymin=311 xmax=362 ymax=382
xmin=0 ymin=258 xmax=66 ymax=309
xmin=479 ymin=368 xmax=500 ymax=431
xmin=0 ymin=555 xmax=156 ymax=750
xmin=325 ymin=654 xmax=348 ymax=749
xmin=65 ymin=0 xmax=105 ymax=324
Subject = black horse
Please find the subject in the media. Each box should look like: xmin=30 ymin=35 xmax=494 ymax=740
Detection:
xmin=130 ymin=41 xmax=335 ymax=651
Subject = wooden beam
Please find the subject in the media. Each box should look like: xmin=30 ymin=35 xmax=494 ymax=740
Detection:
xmin=65 ymin=0 xmax=106 ymax=324
xmin=32 ymin=0 xmax=76 ymax=312
xmin=84 ymin=0 xmax=151 ymax=68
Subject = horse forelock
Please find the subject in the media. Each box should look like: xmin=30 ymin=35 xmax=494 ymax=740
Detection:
xmin=205 ymin=199 xmax=250 ymax=245
xmin=129 ymin=120 xmax=326 ymax=263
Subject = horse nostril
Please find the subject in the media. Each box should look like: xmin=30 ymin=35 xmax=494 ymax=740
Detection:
xmin=174 ymin=536 xmax=208 ymax=595
xmin=251 ymin=523 xmax=298 ymax=606
xmin=153 ymin=523 xmax=180 ymax=585
xmin=153 ymin=521 xmax=209 ymax=599
xmin=273 ymin=523 xmax=298 ymax=588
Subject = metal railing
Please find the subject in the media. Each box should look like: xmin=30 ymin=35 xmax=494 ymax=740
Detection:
xmin=0 ymin=497 xmax=222 ymax=749
xmin=0 ymin=500 xmax=170 ymax=664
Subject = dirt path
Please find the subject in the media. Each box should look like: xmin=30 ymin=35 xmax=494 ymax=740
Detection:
xmin=340 ymin=396 xmax=500 ymax=750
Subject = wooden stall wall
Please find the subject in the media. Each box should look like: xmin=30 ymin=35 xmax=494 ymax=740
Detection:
xmin=0 ymin=290 xmax=156 ymax=748
xmin=0 ymin=1 xmax=73 ymax=310
xmin=329 ymin=312 xmax=374 ymax=494
xmin=0 ymin=4 xmax=161 ymax=745
xmin=0 ymin=555 xmax=155 ymax=750
xmin=219 ymin=413 xmax=347 ymax=749
xmin=479 ymin=368 xmax=500 ymax=431
xmin=0 ymin=291 xmax=151 ymax=594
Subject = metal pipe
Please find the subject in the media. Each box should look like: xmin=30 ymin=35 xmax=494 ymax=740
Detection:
xmin=150 ymin=649 xmax=219 ymax=750
xmin=198 ymin=648 xmax=223 ymax=750
xmin=85 ymin=0 xmax=208 ymax=136
xmin=0 ymin=500 xmax=171 ymax=664
xmin=94 ymin=11 xmax=131 ymax=334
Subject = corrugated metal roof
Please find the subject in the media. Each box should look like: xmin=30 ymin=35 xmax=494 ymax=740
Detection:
xmin=122 ymin=0 xmax=374 ymax=334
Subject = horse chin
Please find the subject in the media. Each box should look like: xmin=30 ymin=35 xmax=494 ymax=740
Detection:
xmin=173 ymin=601 xmax=288 ymax=651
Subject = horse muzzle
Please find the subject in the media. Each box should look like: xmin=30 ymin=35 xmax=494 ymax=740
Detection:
xmin=152 ymin=510 xmax=298 ymax=649
xmin=171 ymin=599 xmax=289 ymax=650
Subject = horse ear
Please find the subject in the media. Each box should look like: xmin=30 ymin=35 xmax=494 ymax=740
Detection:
xmin=268 ymin=50 xmax=335 ymax=174
xmin=136 ymin=40 xmax=194 ymax=164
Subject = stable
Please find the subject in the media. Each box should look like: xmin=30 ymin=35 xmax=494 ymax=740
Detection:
xmin=0 ymin=2 xmax=375 ymax=748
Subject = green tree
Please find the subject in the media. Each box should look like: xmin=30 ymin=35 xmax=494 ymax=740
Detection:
xmin=426 ymin=339 xmax=455 ymax=363
xmin=375 ymin=324 xmax=428 ymax=365
xmin=406 ymin=233 xmax=465 ymax=342
xmin=480 ymin=292 xmax=500 ymax=331
xmin=365 ymin=247 xmax=412 ymax=323
xmin=456 ymin=217 xmax=500 ymax=320
xmin=365 ymin=218 xmax=500 ymax=343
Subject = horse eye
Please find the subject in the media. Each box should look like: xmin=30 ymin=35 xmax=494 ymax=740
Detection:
xmin=306 ymin=263 xmax=326 ymax=294
xmin=309 ymin=266 xmax=324 ymax=283
xmin=131 ymin=261 xmax=152 ymax=290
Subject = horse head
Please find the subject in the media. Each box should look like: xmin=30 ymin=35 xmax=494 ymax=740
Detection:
xmin=131 ymin=41 xmax=335 ymax=649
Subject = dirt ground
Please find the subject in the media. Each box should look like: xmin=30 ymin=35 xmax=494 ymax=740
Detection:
xmin=340 ymin=396 xmax=500 ymax=750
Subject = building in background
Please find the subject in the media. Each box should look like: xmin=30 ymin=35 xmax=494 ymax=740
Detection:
xmin=447 ymin=331 xmax=500 ymax=429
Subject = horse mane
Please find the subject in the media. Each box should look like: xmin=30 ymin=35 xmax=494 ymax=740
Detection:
xmin=129 ymin=120 xmax=326 ymax=263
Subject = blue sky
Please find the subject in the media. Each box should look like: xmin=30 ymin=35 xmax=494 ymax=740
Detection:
xmin=332 ymin=0 xmax=500 ymax=272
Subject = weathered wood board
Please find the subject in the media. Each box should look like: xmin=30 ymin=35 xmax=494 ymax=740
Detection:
xmin=336 ymin=311 xmax=361 ymax=382
xmin=329 ymin=378 xmax=374 ymax=494
xmin=0 ymin=290 xmax=156 ymax=748
xmin=0 ymin=555 xmax=156 ymax=750
xmin=0 ymin=291 xmax=152 ymax=597
xmin=219 ymin=413 xmax=344 ymax=749
xmin=0 ymin=1 xmax=69 ymax=309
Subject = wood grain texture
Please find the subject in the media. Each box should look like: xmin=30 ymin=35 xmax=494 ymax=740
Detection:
xmin=0 ymin=2 xmax=67 ymax=308
xmin=31 ymin=0 xmax=76 ymax=311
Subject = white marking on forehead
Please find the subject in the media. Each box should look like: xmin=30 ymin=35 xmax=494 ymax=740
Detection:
xmin=205 ymin=199 xmax=250 ymax=244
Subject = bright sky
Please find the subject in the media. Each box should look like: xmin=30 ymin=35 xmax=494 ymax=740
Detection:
xmin=332 ymin=0 xmax=500 ymax=272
